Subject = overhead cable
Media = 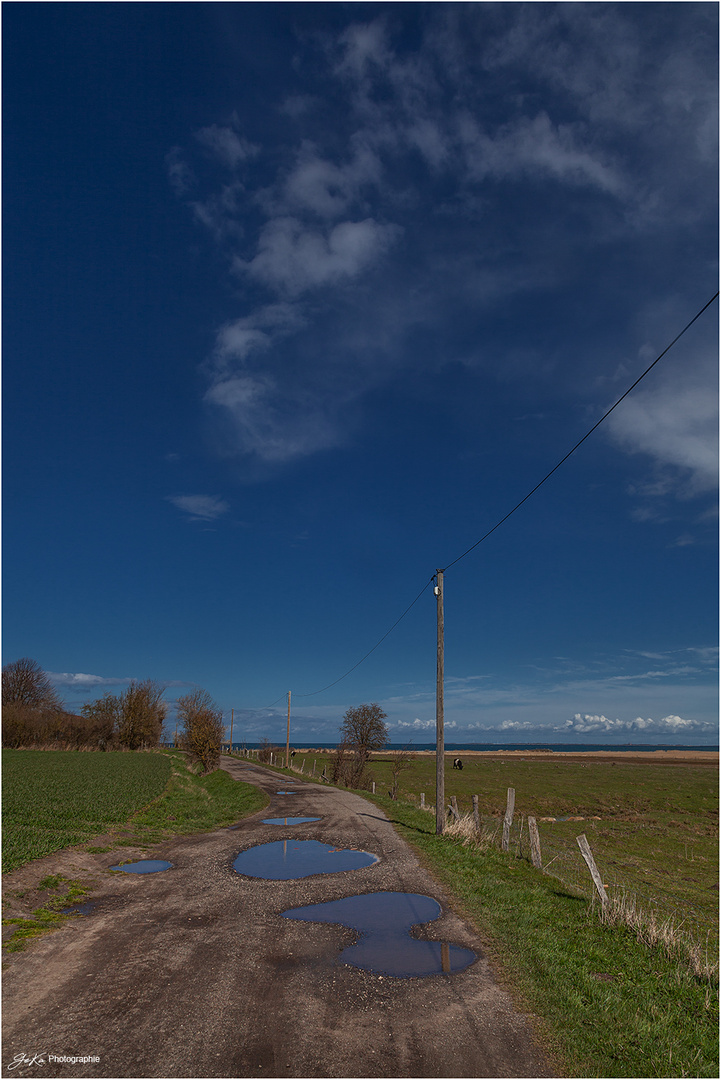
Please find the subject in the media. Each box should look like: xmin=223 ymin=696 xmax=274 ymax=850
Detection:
xmin=441 ymin=291 xmax=719 ymax=572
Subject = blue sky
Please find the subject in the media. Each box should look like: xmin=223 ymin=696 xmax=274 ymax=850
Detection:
xmin=3 ymin=2 xmax=718 ymax=746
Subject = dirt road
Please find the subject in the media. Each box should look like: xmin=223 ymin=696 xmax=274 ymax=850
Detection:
xmin=2 ymin=759 xmax=553 ymax=1079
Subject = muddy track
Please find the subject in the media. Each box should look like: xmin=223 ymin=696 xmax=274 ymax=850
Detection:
xmin=2 ymin=759 xmax=554 ymax=1078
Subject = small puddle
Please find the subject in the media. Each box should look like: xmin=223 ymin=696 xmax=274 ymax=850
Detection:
xmin=282 ymin=891 xmax=477 ymax=977
xmin=60 ymin=901 xmax=98 ymax=916
xmin=263 ymin=817 xmax=321 ymax=825
xmin=233 ymin=840 xmax=378 ymax=880
xmin=276 ymin=790 xmax=296 ymax=795
xmin=109 ymin=860 xmax=173 ymax=874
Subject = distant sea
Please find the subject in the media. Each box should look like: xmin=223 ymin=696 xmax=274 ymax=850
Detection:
xmin=231 ymin=741 xmax=718 ymax=753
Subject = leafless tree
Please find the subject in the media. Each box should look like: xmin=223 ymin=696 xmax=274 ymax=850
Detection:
xmin=2 ymin=658 xmax=61 ymax=710
xmin=177 ymin=688 xmax=225 ymax=773
xmin=340 ymin=703 xmax=388 ymax=767
xmin=389 ymin=744 xmax=415 ymax=800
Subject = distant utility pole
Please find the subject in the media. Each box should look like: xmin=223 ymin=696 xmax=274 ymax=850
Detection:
xmin=229 ymin=708 xmax=234 ymax=753
xmin=435 ymin=569 xmax=445 ymax=836
xmin=285 ymin=691 xmax=291 ymax=768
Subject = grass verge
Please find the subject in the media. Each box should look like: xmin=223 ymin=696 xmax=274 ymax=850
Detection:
xmin=365 ymin=792 xmax=719 ymax=1079
xmin=3 ymin=875 xmax=91 ymax=953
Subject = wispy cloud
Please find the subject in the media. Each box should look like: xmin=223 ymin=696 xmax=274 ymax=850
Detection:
xmin=168 ymin=8 xmax=716 ymax=472
xmin=166 ymin=495 xmax=230 ymax=522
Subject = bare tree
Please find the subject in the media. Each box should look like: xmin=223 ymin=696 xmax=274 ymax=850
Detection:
xmin=117 ymin=680 xmax=166 ymax=750
xmin=177 ymin=688 xmax=225 ymax=773
xmin=340 ymin=703 xmax=388 ymax=768
xmin=2 ymin=658 xmax=61 ymax=710
xmin=389 ymin=744 xmax=415 ymax=800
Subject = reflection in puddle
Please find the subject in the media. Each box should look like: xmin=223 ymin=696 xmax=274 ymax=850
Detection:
xmin=109 ymin=860 xmax=173 ymax=874
xmin=276 ymin=790 xmax=296 ymax=795
xmin=263 ymin=817 xmax=321 ymax=825
xmin=282 ymin=891 xmax=477 ymax=977
xmin=233 ymin=840 xmax=378 ymax=879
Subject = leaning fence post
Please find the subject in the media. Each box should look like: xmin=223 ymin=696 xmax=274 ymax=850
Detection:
xmin=448 ymin=797 xmax=460 ymax=822
xmin=472 ymin=795 xmax=480 ymax=832
xmin=528 ymin=816 xmax=542 ymax=869
xmin=502 ymin=787 xmax=515 ymax=852
xmin=576 ymin=833 xmax=609 ymax=910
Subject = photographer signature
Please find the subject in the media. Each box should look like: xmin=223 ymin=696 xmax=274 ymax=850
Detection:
xmin=7 ymin=1052 xmax=47 ymax=1070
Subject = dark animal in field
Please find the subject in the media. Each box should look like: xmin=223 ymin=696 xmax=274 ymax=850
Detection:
xmin=453 ymin=758 xmax=463 ymax=770
xmin=290 ymin=750 xmax=296 ymax=758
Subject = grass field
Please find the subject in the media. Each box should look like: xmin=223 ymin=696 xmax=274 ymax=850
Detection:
xmin=2 ymin=749 xmax=268 ymax=873
xmin=291 ymin=750 xmax=719 ymax=954
xmin=2 ymin=750 xmax=171 ymax=872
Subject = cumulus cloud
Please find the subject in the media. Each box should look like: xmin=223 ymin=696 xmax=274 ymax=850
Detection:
xmin=559 ymin=713 xmax=715 ymax=736
xmin=395 ymin=718 xmax=456 ymax=730
xmin=166 ymin=495 xmax=230 ymax=521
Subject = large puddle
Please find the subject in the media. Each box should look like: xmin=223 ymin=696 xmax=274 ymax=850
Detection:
xmin=263 ymin=817 xmax=321 ymax=825
xmin=282 ymin=891 xmax=477 ymax=977
xmin=233 ymin=840 xmax=378 ymax=880
xmin=109 ymin=860 xmax=173 ymax=874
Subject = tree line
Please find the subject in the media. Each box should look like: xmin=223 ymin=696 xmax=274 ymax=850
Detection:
xmin=2 ymin=658 xmax=224 ymax=772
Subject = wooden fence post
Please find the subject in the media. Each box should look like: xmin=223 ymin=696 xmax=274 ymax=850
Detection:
xmin=528 ymin=816 xmax=542 ymax=869
xmin=450 ymin=795 xmax=460 ymax=821
xmin=576 ymin=833 xmax=609 ymax=910
xmin=472 ymin=795 xmax=480 ymax=832
xmin=502 ymin=787 xmax=515 ymax=852
xmin=420 ymin=792 xmax=425 ymax=809
xmin=312 ymin=759 xmax=316 ymax=776
xmin=372 ymin=781 xmax=376 ymax=794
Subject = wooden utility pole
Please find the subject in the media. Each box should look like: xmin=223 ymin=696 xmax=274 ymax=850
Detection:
xmin=435 ymin=569 xmax=445 ymax=835
xmin=285 ymin=691 xmax=291 ymax=768
xmin=229 ymin=708 xmax=234 ymax=753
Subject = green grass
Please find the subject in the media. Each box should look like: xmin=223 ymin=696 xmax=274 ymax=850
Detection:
xmin=365 ymin=794 xmax=719 ymax=1079
xmin=2 ymin=750 xmax=171 ymax=872
xmin=3 ymin=875 xmax=91 ymax=952
xmin=2 ymin=749 xmax=268 ymax=872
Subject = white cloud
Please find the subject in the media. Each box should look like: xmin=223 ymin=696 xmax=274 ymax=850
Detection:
xmin=459 ymin=112 xmax=624 ymax=195
xmin=166 ymin=495 xmax=230 ymax=521
xmin=608 ymin=376 xmax=718 ymax=497
xmin=235 ymin=216 xmax=400 ymax=296
xmin=47 ymin=672 xmax=131 ymax=688
xmin=195 ymin=124 xmax=257 ymax=169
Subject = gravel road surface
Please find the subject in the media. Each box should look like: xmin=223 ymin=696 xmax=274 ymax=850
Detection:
xmin=2 ymin=758 xmax=554 ymax=1079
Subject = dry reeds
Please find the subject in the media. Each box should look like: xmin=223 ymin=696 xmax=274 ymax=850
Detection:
xmin=601 ymin=888 xmax=718 ymax=983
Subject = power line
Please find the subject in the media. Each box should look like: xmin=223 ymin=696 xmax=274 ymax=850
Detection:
xmin=294 ymin=574 xmax=437 ymax=698
xmin=441 ymin=291 xmax=719 ymax=573
xmin=256 ymin=289 xmax=717 ymax=706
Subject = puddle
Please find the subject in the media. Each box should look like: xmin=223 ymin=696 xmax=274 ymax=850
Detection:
xmin=276 ymin=790 xmax=297 ymax=795
xmin=263 ymin=817 xmax=321 ymax=825
xmin=60 ymin=901 xmax=98 ymax=916
xmin=233 ymin=840 xmax=378 ymax=880
xmin=282 ymin=891 xmax=477 ymax=977
xmin=109 ymin=860 xmax=173 ymax=874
